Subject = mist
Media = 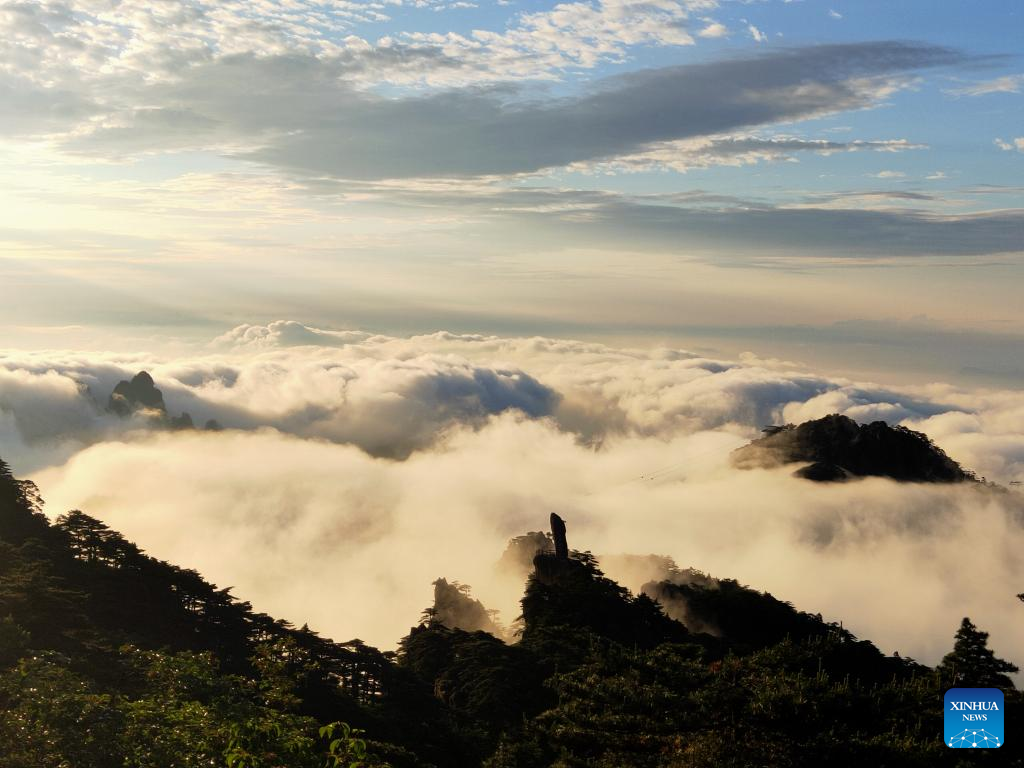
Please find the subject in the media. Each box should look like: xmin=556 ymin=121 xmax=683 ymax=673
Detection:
xmin=1 ymin=325 xmax=1018 ymax=676
xmin=30 ymin=418 xmax=1024 ymax=672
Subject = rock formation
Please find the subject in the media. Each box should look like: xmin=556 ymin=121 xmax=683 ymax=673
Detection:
xmin=424 ymin=578 xmax=502 ymax=636
xmin=731 ymin=413 xmax=973 ymax=483
xmin=106 ymin=371 xmax=227 ymax=433
xmin=107 ymin=371 xmax=166 ymax=417
xmin=550 ymin=513 xmax=568 ymax=559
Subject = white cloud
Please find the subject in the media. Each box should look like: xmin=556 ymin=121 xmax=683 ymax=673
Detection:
xmin=2 ymin=323 xmax=1023 ymax=671
xmin=29 ymin=395 xmax=1024 ymax=672
xmin=697 ymin=21 xmax=728 ymax=38
xmin=4 ymin=321 xmax=1024 ymax=482
xmin=0 ymin=0 xmax=717 ymax=107
xmin=869 ymin=170 xmax=907 ymax=178
xmin=399 ymin=0 xmax=708 ymax=80
xmin=995 ymin=137 xmax=1024 ymax=153
xmin=747 ymin=24 xmax=766 ymax=42
xmin=828 ymin=9 xmax=842 ymax=19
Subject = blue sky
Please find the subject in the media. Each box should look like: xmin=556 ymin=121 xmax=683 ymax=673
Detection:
xmin=0 ymin=0 xmax=1022 ymax=383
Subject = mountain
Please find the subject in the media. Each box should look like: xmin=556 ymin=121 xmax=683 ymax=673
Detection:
xmin=106 ymin=370 xmax=215 ymax=430
xmin=1 ymin=456 xmax=1019 ymax=767
xmin=108 ymin=371 xmax=167 ymax=417
xmin=731 ymin=413 xmax=974 ymax=482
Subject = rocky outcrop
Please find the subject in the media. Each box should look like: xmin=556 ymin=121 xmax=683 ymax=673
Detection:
xmin=550 ymin=513 xmax=568 ymax=559
xmin=424 ymin=578 xmax=503 ymax=636
xmin=107 ymin=371 xmax=166 ymax=417
xmin=107 ymin=371 xmax=221 ymax=432
xmin=732 ymin=413 xmax=973 ymax=483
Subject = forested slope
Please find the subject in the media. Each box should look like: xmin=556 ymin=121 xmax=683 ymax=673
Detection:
xmin=0 ymin=458 xmax=1019 ymax=767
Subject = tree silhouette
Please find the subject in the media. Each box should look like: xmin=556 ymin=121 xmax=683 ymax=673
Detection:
xmin=938 ymin=617 xmax=1018 ymax=688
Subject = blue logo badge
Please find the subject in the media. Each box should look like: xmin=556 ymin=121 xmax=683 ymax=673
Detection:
xmin=945 ymin=688 xmax=1004 ymax=748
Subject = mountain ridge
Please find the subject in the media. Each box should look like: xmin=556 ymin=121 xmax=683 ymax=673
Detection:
xmin=731 ymin=413 xmax=975 ymax=483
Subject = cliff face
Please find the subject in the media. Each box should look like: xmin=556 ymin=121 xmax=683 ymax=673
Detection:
xmin=731 ymin=413 xmax=973 ymax=483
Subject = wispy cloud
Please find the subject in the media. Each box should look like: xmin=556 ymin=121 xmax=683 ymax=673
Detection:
xmin=945 ymin=74 xmax=1024 ymax=97
xmin=571 ymin=135 xmax=926 ymax=174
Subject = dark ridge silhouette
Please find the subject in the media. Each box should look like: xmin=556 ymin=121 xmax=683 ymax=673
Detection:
xmin=524 ymin=550 xmax=691 ymax=650
xmin=732 ymin=413 xmax=973 ymax=482
xmin=2 ymin=456 xmax=1020 ymax=766
xmin=107 ymin=371 xmax=166 ymax=416
xmin=106 ymin=371 xmax=219 ymax=433
xmin=641 ymin=576 xmax=911 ymax=681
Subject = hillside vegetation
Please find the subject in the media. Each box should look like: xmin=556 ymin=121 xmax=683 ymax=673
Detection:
xmin=0 ymin=457 xmax=1019 ymax=767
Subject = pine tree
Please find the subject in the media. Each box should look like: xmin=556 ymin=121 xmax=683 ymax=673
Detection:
xmin=938 ymin=617 xmax=1018 ymax=689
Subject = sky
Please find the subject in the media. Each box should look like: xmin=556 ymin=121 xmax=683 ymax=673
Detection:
xmin=0 ymin=0 xmax=1022 ymax=384
xmin=0 ymin=1 xmax=1023 ymax=672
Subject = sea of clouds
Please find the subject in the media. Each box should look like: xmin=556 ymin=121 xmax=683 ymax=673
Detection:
xmin=1 ymin=320 xmax=1022 ymax=671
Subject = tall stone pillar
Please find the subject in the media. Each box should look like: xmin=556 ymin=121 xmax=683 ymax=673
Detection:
xmin=550 ymin=513 xmax=568 ymax=559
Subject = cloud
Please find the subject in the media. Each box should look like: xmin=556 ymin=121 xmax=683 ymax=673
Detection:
xmin=2 ymin=324 xmax=1023 ymax=674
xmin=212 ymin=321 xmax=375 ymax=349
xmin=697 ymin=21 xmax=728 ymax=38
xmin=491 ymin=192 xmax=1024 ymax=260
xmin=945 ymin=74 xmax=1024 ymax=97
xmin=29 ymin=406 xmax=1024 ymax=676
xmin=570 ymin=135 xmax=926 ymax=174
xmin=38 ymin=42 xmax=960 ymax=179
xmin=396 ymin=0 xmax=706 ymax=78
xmin=747 ymin=24 xmax=766 ymax=43
xmin=5 ymin=322 xmax=1024 ymax=480
xmin=0 ymin=338 xmax=561 ymax=461
xmin=0 ymin=0 xmax=712 ymax=102
xmin=995 ymin=137 xmax=1024 ymax=153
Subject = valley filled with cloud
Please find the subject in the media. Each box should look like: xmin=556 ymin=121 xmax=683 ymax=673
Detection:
xmin=3 ymin=321 xmax=1022 ymax=671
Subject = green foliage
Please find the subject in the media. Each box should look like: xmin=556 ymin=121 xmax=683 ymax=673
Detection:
xmin=1 ymin=455 xmax=1021 ymax=767
xmin=0 ymin=616 xmax=29 ymax=668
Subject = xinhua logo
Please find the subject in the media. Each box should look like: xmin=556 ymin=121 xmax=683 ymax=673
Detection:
xmin=945 ymin=688 xmax=1004 ymax=748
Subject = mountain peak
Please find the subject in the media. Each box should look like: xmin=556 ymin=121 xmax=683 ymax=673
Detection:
xmin=108 ymin=370 xmax=166 ymax=417
xmin=732 ymin=413 xmax=973 ymax=483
